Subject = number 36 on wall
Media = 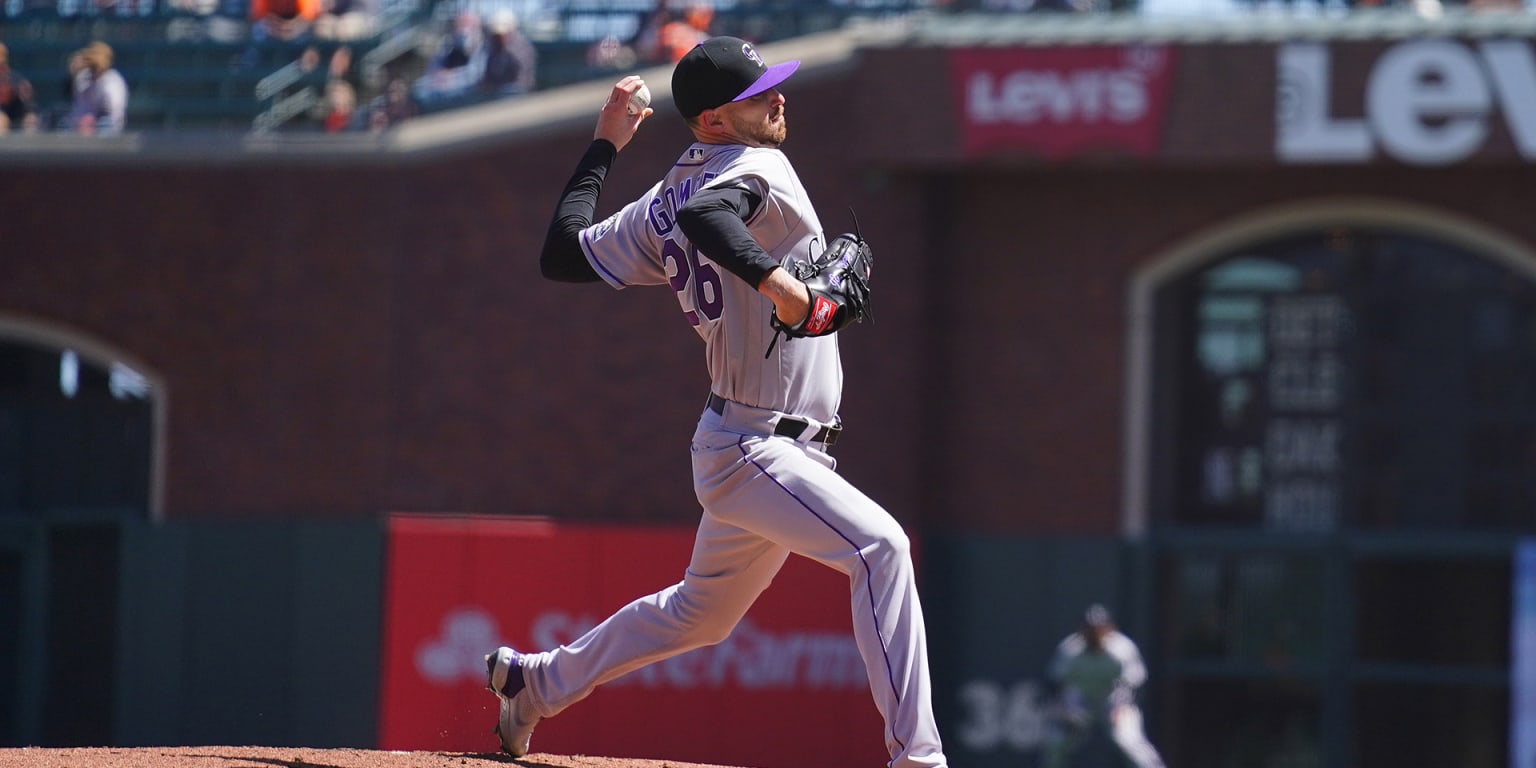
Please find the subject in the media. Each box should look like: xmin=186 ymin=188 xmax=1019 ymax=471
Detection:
xmin=955 ymin=679 xmax=1053 ymax=752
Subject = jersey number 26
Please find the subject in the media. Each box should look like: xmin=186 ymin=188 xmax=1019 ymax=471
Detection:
xmin=664 ymin=239 xmax=723 ymax=326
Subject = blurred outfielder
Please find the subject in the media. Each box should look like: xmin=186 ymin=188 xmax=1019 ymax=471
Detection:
xmin=1044 ymin=604 xmax=1167 ymax=768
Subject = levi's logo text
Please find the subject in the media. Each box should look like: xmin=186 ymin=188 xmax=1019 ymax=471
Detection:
xmin=1276 ymin=39 xmax=1536 ymax=165
xmin=805 ymin=296 xmax=837 ymax=335
xmin=951 ymin=45 xmax=1175 ymax=160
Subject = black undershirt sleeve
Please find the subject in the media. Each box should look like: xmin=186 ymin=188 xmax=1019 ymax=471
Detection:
xmin=677 ymin=184 xmax=781 ymax=289
xmin=538 ymin=139 xmax=614 ymax=283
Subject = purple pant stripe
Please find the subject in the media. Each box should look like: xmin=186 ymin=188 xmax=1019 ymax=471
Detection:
xmin=737 ymin=436 xmax=908 ymax=755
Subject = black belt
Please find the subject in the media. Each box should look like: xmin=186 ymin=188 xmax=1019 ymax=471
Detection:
xmin=707 ymin=393 xmax=840 ymax=446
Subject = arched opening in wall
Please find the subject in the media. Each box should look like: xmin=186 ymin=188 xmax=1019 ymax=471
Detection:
xmin=1125 ymin=200 xmax=1536 ymax=768
xmin=1154 ymin=225 xmax=1536 ymax=533
xmin=0 ymin=333 xmax=157 ymax=519
xmin=0 ymin=319 xmax=162 ymax=747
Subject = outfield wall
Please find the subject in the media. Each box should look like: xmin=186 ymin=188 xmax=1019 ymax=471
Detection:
xmin=2 ymin=516 xmax=1123 ymax=768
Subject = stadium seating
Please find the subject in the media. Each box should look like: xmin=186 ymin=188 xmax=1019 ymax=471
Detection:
xmin=0 ymin=0 xmax=933 ymax=132
xmin=1 ymin=0 xmax=422 ymax=130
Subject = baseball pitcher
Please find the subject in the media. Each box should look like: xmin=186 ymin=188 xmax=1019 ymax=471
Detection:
xmin=483 ymin=36 xmax=947 ymax=768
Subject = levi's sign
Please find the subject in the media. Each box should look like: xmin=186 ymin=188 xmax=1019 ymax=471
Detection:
xmin=952 ymin=46 xmax=1176 ymax=160
xmin=1277 ymin=39 xmax=1536 ymax=165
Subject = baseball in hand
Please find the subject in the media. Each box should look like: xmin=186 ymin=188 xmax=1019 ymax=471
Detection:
xmin=627 ymin=83 xmax=651 ymax=116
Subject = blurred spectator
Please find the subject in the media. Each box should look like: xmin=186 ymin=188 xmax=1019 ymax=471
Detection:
xmin=64 ymin=49 xmax=87 ymax=98
xmin=978 ymin=0 xmax=1087 ymax=11
xmin=48 ymin=49 xmax=88 ymax=126
xmin=0 ymin=42 xmax=40 ymax=134
xmin=165 ymin=0 xmax=220 ymax=18
xmin=365 ymin=74 xmax=418 ymax=131
xmin=165 ymin=0 xmax=256 ymax=44
xmin=480 ymin=10 xmax=536 ymax=97
xmin=326 ymin=43 xmax=357 ymax=87
xmin=412 ymin=9 xmax=488 ymax=108
xmin=250 ymin=0 xmax=321 ymax=42
xmin=164 ymin=0 xmax=218 ymax=41
xmin=288 ymin=43 xmax=362 ymax=131
xmin=662 ymin=2 xmax=713 ymax=61
xmin=586 ymin=34 xmax=638 ymax=72
xmin=288 ymin=42 xmax=353 ymax=84
xmin=2 ymin=0 xmax=55 ymax=15
xmin=636 ymin=1 xmax=713 ymax=65
xmin=319 ymin=78 xmax=358 ymax=131
xmin=632 ymin=7 xmax=666 ymax=64
xmin=322 ymin=45 xmax=361 ymax=130
xmin=62 ymin=41 xmax=129 ymax=136
xmin=287 ymin=42 xmax=325 ymax=81
xmin=313 ymin=0 xmax=379 ymax=41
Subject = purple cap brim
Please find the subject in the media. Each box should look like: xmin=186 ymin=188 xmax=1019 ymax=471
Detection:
xmin=733 ymin=60 xmax=801 ymax=103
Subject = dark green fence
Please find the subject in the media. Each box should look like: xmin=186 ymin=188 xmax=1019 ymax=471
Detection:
xmin=0 ymin=517 xmax=384 ymax=748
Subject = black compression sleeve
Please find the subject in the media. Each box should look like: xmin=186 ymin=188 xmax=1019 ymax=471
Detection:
xmin=538 ymin=139 xmax=616 ymax=283
xmin=677 ymin=185 xmax=781 ymax=289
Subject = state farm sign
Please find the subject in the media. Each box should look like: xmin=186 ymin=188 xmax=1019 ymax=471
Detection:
xmin=1277 ymin=39 xmax=1536 ymax=165
xmin=377 ymin=515 xmax=886 ymax=768
xmin=951 ymin=46 xmax=1176 ymax=160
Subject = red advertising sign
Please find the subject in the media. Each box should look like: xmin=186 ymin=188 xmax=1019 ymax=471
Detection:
xmin=377 ymin=514 xmax=888 ymax=767
xmin=950 ymin=45 xmax=1176 ymax=160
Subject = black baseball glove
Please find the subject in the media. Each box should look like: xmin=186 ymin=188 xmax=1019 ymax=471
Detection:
xmin=769 ymin=232 xmax=874 ymax=344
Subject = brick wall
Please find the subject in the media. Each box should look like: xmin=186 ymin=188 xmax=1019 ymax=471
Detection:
xmin=4 ymin=40 xmax=1535 ymax=536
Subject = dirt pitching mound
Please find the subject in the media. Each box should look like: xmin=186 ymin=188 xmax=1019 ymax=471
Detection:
xmin=0 ymin=747 xmax=755 ymax=768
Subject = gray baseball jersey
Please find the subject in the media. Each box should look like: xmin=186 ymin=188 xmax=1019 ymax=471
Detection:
xmin=579 ymin=142 xmax=841 ymax=423
xmin=1049 ymin=630 xmax=1148 ymax=716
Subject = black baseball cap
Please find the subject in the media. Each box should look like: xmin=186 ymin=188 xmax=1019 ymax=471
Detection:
xmin=1084 ymin=604 xmax=1113 ymax=628
xmin=671 ymin=36 xmax=800 ymax=118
